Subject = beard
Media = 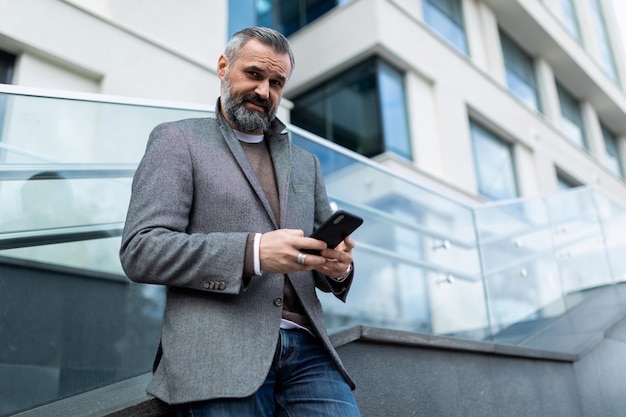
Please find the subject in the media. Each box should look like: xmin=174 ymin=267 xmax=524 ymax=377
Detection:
xmin=220 ymin=76 xmax=277 ymax=134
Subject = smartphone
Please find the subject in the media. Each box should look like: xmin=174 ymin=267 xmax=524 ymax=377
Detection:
xmin=303 ymin=210 xmax=363 ymax=255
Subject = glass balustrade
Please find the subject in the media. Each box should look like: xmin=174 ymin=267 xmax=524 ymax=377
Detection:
xmin=1 ymin=86 xmax=625 ymax=415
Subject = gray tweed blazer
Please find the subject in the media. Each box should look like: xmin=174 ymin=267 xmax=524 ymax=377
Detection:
xmin=119 ymin=105 xmax=355 ymax=405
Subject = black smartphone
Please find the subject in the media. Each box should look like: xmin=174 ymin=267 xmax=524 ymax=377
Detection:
xmin=303 ymin=210 xmax=363 ymax=255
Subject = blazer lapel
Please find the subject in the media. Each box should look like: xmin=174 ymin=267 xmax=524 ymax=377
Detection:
xmin=268 ymin=128 xmax=291 ymax=229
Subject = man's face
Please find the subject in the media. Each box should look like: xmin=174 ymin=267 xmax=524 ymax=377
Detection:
xmin=218 ymin=39 xmax=292 ymax=134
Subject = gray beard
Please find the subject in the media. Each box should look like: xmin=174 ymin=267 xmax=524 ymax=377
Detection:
xmin=221 ymin=82 xmax=275 ymax=134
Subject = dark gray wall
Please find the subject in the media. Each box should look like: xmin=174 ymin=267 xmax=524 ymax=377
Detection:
xmin=336 ymin=318 xmax=626 ymax=417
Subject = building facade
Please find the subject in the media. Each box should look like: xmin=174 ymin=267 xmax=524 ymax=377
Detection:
xmin=1 ymin=0 xmax=625 ymax=206
xmin=0 ymin=0 xmax=626 ymax=206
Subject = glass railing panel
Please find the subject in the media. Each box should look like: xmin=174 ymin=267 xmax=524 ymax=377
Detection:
xmin=0 ymin=90 xmax=210 ymax=164
xmin=0 ymin=89 xmax=209 ymax=416
xmin=474 ymin=197 xmax=566 ymax=341
xmin=544 ymin=188 xmax=613 ymax=298
xmin=3 ymin=87 xmax=626 ymax=414
xmin=0 ymin=168 xmax=131 ymax=275
xmin=291 ymin=127 xmax=487 ymax=338
xmin=592 ymin=190 xmax=626 ymax=284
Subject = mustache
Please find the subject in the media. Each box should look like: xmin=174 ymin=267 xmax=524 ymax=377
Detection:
xmin=241 ymin=94 xmax=271 ymax=113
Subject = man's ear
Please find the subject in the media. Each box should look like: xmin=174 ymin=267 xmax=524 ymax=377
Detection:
xmin=217 ymin=54 xmax=228 ymax=79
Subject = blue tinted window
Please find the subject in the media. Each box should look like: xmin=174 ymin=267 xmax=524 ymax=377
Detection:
xmin=228 ymin=0 xmax=257 ymax=38
xmin=377 ymin=61 xmax=411 ymax=159
xmin=470 ymin=121 xmax=518 ymax=200
xmin=561 ymin=0 xmax=581 ymax=41
xmin=601 ymin=123 xmax=623 ymax=177
xmin=233 ymin=0 xmax=338 ymax=37
xmin=588 ymin=0 xmax=619 ymax=82
xmin=422 ymin=0 xmax=468 ymax=55
xmin=0 ymin=49 xmax=14 ymax=84
xmin=556 ymin=82 xmax=587 ymax=149
xmin=0 ymin=50 xmax=15 ymax=139
xmin=500 ymin=30 xmax=542 ymax=113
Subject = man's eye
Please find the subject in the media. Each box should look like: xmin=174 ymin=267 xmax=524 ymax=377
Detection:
xmin=247 ymin=71 xmax=259 ymax=78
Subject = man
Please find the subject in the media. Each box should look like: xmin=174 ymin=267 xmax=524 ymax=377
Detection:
xmin=119 ymin=26 xmax=361 ymax=417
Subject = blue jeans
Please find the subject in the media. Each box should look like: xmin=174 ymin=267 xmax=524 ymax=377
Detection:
xmin=175 ymin=328 xmax=361 ymax=417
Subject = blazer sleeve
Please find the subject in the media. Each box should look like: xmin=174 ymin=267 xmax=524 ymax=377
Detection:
xmin=119 ymin=122 xmax=249 ymax=295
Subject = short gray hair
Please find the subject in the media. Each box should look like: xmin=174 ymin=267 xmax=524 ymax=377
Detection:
xmin=224 ymin=27 xmax=295 ymax=75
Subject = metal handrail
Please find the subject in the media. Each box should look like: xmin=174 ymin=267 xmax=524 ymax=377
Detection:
xmin=0 ymin=222 xmax=124 ymax=250
xmin=0 ymin=163 xmax=137 ymax=180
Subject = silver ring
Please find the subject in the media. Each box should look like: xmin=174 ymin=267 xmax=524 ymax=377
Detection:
xmin=297 ymin=252 xmax=307 ymax=265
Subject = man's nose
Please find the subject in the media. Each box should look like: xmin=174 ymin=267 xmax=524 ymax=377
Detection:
xmin=255 ymin=80 xmax=270 ymax=99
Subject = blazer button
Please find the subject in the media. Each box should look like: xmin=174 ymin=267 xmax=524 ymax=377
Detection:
xmin=274 ymin=297 xmax=283 ymax=307
xmin=203 ymin=281 xmax=210 ymax=289
xmin=218 ymin=282 xmax=226 ymax=290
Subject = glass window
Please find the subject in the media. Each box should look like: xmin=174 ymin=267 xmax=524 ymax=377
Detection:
xmin=561 ymin=0 xmax=581 ymax=41
xmin=422 ymin=0 xmax=469 ymax=55
xmin=290 ymin=57 xmax=411 ymax=159
xmin=232 ymin=0 xmax=338 ymax=37
xmin=470 ymin=120 xmax=519 ymax=200
xmin=556 ymin=82 xmax=587 ymax=149
xmin=588 ymin=0 xmax=619 ymax=82
xmin=377 ymin=61 xmax=411 ymax=158
xmin=601 ymin=123 xmax=623 ymax=177
xmin=500 ymin=29 xmax=542 ymax=113
xmin=228 ymin=0 xmax=257 ymax=37
xmin=0 ymin=50 xmax=16 ymax=144
xmin=0 ymin=50 xmax=15 ymax=83
xmin=557 ymin=172 xmax=580 ymax=190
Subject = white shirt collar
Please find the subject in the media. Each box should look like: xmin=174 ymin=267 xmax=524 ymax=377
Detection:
xmin=233 ymin=130 xmax=264 ymax=144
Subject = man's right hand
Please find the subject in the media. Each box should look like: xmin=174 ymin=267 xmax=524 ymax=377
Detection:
xmin=259 ymin=229 xmax=327 ymax=273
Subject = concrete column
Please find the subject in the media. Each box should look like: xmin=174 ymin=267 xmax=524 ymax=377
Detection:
xmin=535 ymin=58 xmax=562 ymax=126
xmin=405 ymin=72 xmax=443 ymax=177
xmin=514 ymin=143 xmax=540 ymax=198
xmin=396 ymin=0 xmax=422 ymax=21
xmin=469 ymin=0 xmax=506 ymax=85
xmin=436 ymin=85 xmax=477 ymax=194
xmin=542 ymin=0 xmax=563 ymax=17
xmin=534 ymin=146 xmax=560 ymax=194
xmin=462 ymin=0 xmax=488 ymax=73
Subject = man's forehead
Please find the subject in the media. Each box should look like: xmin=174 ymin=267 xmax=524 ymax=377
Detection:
xmin=237 ymin=39 xmax=292 ymax=75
